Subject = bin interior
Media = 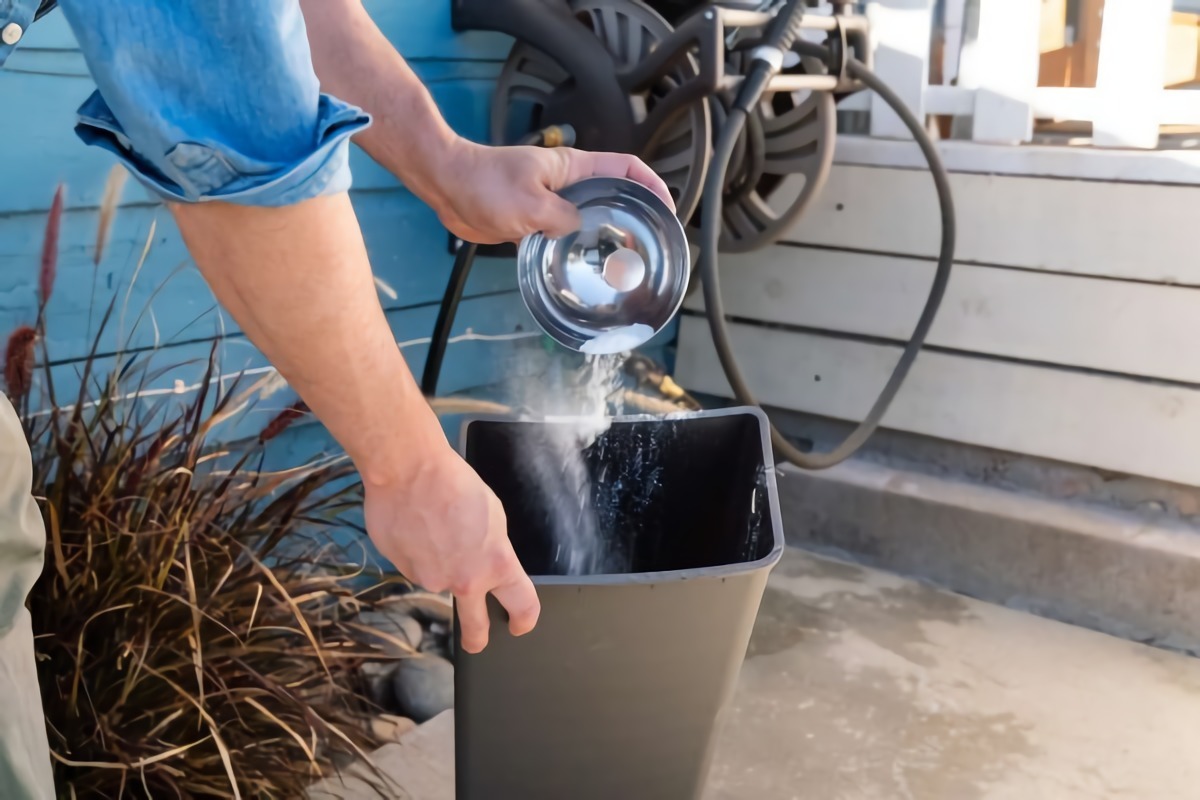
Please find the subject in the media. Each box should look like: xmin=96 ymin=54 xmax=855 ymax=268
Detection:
xmin=463 ymin=412 xmax=776 ymax=577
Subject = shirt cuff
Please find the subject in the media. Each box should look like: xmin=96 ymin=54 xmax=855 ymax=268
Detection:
xmin=74 ymin=91 xmax=372 ymax=207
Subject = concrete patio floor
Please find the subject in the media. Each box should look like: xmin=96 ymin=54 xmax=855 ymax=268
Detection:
xmin=312 ymin=548 xmax=1200 ymax=799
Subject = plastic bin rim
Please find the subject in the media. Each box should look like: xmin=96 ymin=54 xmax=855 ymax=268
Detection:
xmin=456 ymin=404 xmax=787 ymax=585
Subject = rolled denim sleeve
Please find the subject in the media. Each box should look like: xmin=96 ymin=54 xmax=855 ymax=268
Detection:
xmin=57 ymin=0 xmax=371 ymax=207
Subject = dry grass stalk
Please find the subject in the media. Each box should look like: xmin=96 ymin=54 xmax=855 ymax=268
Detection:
xmin=5 ymin=324 xmax=36 ymax=401
xmin=39 ymin=183 xmax=65 ymax=311
xmin=94 ymin=165 xmax=129 ymax=267
xmin=258 ymin=400 xmax=310 ymax=444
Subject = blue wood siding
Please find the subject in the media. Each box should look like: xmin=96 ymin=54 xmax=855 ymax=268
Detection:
xmin=0 ymin=3 xmax=534 ymax=450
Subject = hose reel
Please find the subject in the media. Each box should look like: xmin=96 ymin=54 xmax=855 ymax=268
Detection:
xmin=485 ymin=0 xmax=846 ymax=254
xmin=492 ymin=0 xmax=715 ymax=223
xmin=445 ymin=0 xmax=956 ymax=470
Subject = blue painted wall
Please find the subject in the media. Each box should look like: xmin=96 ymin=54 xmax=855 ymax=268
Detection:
xmin=3 ymin=3 xmax=680 ymax=466
xmin=0 ymin=3 xmax=539 ymax=445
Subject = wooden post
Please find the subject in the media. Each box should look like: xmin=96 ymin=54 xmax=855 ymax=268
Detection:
xmin=1076 ymin=0 xmax=1105 ymax=88
xmin=866 ymin=0 xmax=937 ymax=139
xmin=1093 ymin=0 xmax=1173 ymax=148
xmin=942 ymin=0 xmax=967 ymax=85
xmin=955 ymin=0 xmax=1042 ymax=143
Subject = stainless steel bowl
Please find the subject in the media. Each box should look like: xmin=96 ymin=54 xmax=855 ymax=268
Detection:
xmin=517 ymin=176 xmax=690 ymax=355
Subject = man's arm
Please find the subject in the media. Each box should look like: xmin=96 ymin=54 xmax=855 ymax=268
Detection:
xmin=170 ymin=195 xmax=538 ymax=654
xmin=299 ymin=0 xmax=675 ymax=244
xmin=298 ymin=0 xmax=460 ymax=223
xmin=56 ymin=0 xmax=537 ymax=653
xmin=173 ymin=196 xmax=439 ymax=490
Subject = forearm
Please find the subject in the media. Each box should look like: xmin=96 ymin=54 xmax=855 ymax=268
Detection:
xmin=170 ymin=194 xmax=447 ymax=487
xmin=300 ymin=0 xmax=460 ymax=214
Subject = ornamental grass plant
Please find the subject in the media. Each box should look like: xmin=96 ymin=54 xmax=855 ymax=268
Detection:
xmin=8 ymin=173 xmax=416 ymax=799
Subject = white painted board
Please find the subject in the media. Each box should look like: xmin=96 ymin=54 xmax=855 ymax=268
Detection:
xmin=785 ymin=165 xmax=1200 ymax=284
xmin=960 ymin=0 xmax=1042 ymax=143
xmin=833 ymin=135 xmax=1200 ymax=185
xmin=686 ymin=246 xmax=1200 ymax=385
xmin=675 ymin=316 xmax=1200 ymax=487
xmin=1093 ymin=0 xmax=1173 ymax=149
xmin=865 ymin=0 xmax=936 ymax=139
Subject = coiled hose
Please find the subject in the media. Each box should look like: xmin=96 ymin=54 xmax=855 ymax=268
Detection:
xmin=423 ymin=3 xmax=957 ymax=471
xmin=698 ymin=2 xmax=956 ymax=469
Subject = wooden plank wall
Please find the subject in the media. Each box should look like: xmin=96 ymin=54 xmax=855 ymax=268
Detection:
xmin=676 ymin=162 xmax=1200 ymax=487
xmin=0 ymin=4 xmax=532 ymax=442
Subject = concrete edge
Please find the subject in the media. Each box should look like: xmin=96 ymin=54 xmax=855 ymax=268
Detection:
xmin=777 ymin=459 xmax=1200 ymax=654
xmin=308 ymin=711 xmax=455 ymax=800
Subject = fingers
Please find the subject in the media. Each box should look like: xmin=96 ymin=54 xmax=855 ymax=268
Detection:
xmin=456 ymin=590 xmax=491 ymax=654
xmin=455 ymin=496 xmax=539 ymax=653
xmin=441 ymin=214 xmax=505 ymax=247
xmin=490 ymin=565 xmax=541 ymax=638
xmin=540 ymin=196 xmax=584 ymax=239
xmin=454 ymin=226 xmax=504 ymax=246
xmin=564 ymin=150 xmax=676 ymax=213
xmin=455 ymin=557 xmax=539 ymax=653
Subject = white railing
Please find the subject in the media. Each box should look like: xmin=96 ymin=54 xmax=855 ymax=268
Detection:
xmin=836 ymin=0 xmax=1200 ymax=150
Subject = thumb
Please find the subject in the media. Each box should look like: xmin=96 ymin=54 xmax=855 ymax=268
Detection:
xmin=538 ymin=196 xmax=582 ymax=240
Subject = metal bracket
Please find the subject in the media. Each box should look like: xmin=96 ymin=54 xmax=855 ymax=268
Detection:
xmin=827 ymin=12 xmax=871 ymax=94
xmin=708 ymin=6 xmax=871 ymax=95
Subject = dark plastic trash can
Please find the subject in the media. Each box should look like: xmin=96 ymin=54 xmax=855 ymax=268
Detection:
xmin=453 ymin=406 xmax=784 ymax=800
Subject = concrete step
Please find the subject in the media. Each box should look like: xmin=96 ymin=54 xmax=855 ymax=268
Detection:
xmin=311 ymin=548 xmax=1200 ymax=799
xmin=777 ymin=457 xmax=1200 ymax=654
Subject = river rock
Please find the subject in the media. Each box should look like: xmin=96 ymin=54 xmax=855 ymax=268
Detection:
xmin=394 ymin=614 xmax=424 ymax=649
xmin=420 ymin=620 xmax=452 ymax=657
xmin=360 ymin=660 xmax=395 ymax=709
xmin=387 ymin=592 xmax=452 ymax=626
xmin=391 ymin=655 xmax=454 ymax=723
xmin=359 ymin=609 xmax=424 ymax=655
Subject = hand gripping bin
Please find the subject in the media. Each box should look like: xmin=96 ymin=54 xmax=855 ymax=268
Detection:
xmin=453 ymin=406 xmax=785 ymax=800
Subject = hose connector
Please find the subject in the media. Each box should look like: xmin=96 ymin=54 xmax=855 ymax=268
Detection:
xmin=748 ymin=45 xmax=786 ymax=75
xmin=734 ymin=0 xmax=806 ymax=112
xmin=542 ymin=124 xmax=577 ymax=148
xmin=520 ymin=124 xmax=578 ymax=148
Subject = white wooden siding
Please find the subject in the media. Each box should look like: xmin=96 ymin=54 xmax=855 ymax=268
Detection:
xmin=784 ymin=165 xmax=1200 ymax=284
xmin=832 ymin=137 xmax=1200 ymax=185
xmin=676 ymin=317 xmax=1200 ymax=487
xmin=684 ymin=247 xmax=1200 ymax=385
xmin=676 ymin=168 xmax=1200 ymax=486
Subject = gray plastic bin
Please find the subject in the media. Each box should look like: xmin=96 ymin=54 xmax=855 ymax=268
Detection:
xmin=454 ymin=406 xmax=784 ymax=800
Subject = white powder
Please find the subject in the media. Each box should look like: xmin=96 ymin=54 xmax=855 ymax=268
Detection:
xmin=510 ymin=353 xmax=626 ymax=575
xmin=579 ymin=324 xmax=655 ymax=356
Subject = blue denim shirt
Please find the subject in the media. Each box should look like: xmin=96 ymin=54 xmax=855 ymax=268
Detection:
xmin=0 ymin=0 xmax=370 ymax=207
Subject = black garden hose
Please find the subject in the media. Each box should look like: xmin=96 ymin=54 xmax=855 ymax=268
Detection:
xmin=697 ymin=29 xmax=956 ymax=469
xmin=421 ymin=238 xmax=479 ymax=397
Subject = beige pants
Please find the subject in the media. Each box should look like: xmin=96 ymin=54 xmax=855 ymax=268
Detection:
xmin=0 ymin=396 xmax=54 ymax=798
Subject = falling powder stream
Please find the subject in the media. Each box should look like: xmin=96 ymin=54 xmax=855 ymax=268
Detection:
xmin=513 ymin=353 xmax=627 ymax=576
